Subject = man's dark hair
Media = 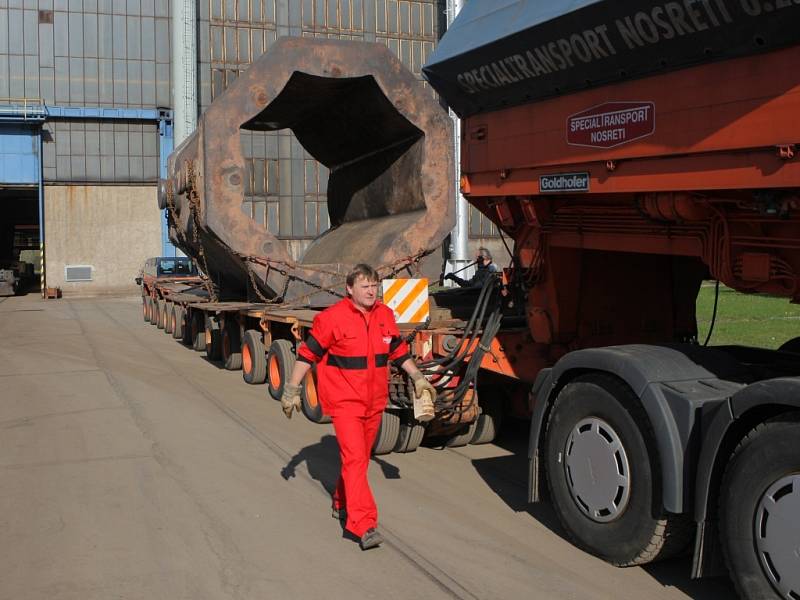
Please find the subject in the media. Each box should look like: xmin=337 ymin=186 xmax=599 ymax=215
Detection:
xmin=346 ymin=263 xmax=379 ymax=288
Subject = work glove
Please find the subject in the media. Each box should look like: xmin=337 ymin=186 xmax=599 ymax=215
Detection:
xmin=411 ymin=372 xmax=437 ymax=404
xmin=281 ymin=383 xmax=302 ymax=419
xmin=443 ymin=273 xmax=454 ymax=281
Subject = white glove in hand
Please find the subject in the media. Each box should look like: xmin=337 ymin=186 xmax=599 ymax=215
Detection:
xmin=281 ymin=384 xmax=302 ymax=419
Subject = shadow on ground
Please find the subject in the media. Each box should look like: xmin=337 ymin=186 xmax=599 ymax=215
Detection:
xmin=280 ymin=434 xmax=401 ymax=496
xmin=469 ymin=419 xmax=737 ymax=599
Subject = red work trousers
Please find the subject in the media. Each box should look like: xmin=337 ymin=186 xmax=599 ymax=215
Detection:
xmin=331 ymin=411 xmax=383 ymax=538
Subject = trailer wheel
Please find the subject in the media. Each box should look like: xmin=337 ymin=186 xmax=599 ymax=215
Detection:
xmin=205 ymin=317 xmax=222 ymax=361
xmin=393 ymin=420 xmax=425 ymax=453
xmin=156 ymin=300 xmax=167 ymax=329
xmin=164 ymin=303 xmax=174 ymax=334
xmin=191 ymin=311 xmax=206 ymax=351
xmin=267 ymin=339 xmax=295 ymax=400
xmin=719 ymin=413 xmax=800 ymax=600
xmin=172 ymin=305 xmax=185 ymax=340
xmin=181 ymin=308 xmax=193 ymax=346
xmin=242 ymin=330 xmax=267 ymax=384
xmin=372 ymin=411 xmax=400 ymax=456
xmin=445 ymin=421 xmax=478 ymax=448
xmin=222 ymin=321 xmax=242 ymax=370
xmin=544 ymin=373 xmax=691 ymax=566
xmin=300 ymin=365 xmax=331 ymax=424
xmin=147 ymin=298 xmax=157 ymax=324
xmin=471 ymin=394 xmax=504 ymax=445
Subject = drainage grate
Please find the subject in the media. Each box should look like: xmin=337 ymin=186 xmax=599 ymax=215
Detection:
xmin=64 ymin=265 xmax=93 ymax=282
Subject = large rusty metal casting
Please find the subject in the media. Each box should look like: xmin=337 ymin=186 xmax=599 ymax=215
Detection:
xmin=163 ymin=37 xmax=455 ymax=303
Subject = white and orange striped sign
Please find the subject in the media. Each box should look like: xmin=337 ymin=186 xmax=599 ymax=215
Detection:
xmin=381 ymin=278 xmax=430 ymax=324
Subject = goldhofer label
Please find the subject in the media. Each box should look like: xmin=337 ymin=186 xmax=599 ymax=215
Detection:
xmin=567 ymin=101 xmax=655 ymax=149
xmin=539 ymin=172 xmax=589 ymax=193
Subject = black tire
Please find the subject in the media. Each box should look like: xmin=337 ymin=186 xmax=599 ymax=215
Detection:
xmin=222 ymin=320 xmax=242 ymax=370
xmin=778 ymin=337 xmax=800 ymax=354
xmin=205 ymin=317 xmax=222 ymax=361
xmin=394 ymin=419 xmax=425 ymax=453
xmin=267 ymin=339 xmax=295 ymax=400
xmin=471 ymin=394 xmax=504 ymax=445
xmin=300 ymin=364 xmax=331 ymax=424
xmin=372 ymin=411 xmax=400 ymax=456
xmin=172 ymin=305 xmax=185 ymax=340
xmin=191 ymin=311 xmax=206 ymax=351
xmin=445 ymin=421 xmax=478 ymax=448
xmin=719 ymin=413 xmax=800 ymax=600
xmin=241 ymin=330 xmax=267 ymax=384
xmin=142 ymin=296 xmax=149 ymax=322
xmin=156 ymin=300 xmax=167 ymax=329
xmin=180 ymin=308 xmax=193 ymax=346
xmin=164 ymin=302 xmax=174 ymax=334
xmin=147 ymin=297 xmax=157 ymax=324
xmin=544 ymin=373 xmax=692 ymax=566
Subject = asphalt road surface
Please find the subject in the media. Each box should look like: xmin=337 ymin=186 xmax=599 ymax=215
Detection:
xmin=0 ymin=294 xmax=737 ymax=600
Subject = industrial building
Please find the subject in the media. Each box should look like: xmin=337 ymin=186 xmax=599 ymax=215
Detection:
xmin=0 ymin=0 xmax=498 ymax=296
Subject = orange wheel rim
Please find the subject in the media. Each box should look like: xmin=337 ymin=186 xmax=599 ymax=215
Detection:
xmin=304 ymin=371 xmax=319 ymax=408
xmin=269 ymin=355 xmax=281 ymax=387
xmin=242 ymin=344 xmax=252 ymax=373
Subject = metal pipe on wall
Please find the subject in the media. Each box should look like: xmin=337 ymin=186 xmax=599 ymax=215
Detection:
xmin=445 ymin=0 xmax=472 ymax=284
xmin=171 ymin=0 xmax=197 ymax=146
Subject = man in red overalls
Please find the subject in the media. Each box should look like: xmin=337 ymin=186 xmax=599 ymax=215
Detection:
xmin=281 ymin=264 xmax=436 ymax=550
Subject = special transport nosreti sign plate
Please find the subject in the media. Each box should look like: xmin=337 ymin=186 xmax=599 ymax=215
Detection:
xmin=567 ymin=101 xmax=655 ymax=149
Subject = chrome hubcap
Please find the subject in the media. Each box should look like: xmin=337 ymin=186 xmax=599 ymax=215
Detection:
xmin=564 ymin=417 xmax=631 ymax=522
xmin=755 ymin=473 xmax=800 ymax=598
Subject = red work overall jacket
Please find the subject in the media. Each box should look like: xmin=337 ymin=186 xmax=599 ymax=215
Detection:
xmin=297 ymin=298 xmax=410 ymax=417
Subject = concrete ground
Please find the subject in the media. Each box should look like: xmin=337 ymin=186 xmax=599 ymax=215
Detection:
xmin=0 ymin=294 xmax=737 ymax=600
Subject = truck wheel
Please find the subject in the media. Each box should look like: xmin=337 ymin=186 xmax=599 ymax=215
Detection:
xmin=301 ymin=365 xmax=331 ymax=424
xmin=242 ymin=330 xmax=267 ymax=384
xmin=471 ymin=395 xmax=504 ymax=445
xmin=719 ymin=413 xmax=800 ymax=600
xmin=205 ymin=318 xmax=222 ymax=361
xmin=172 ymin=305 xmax=185 ymax=340
xmin=222 ymin=321 xmax=242 ymax=370
xmin=142 ymin=296 xmax=149 ymax=322
xmin=394 ymin=420 xmax=425 ymax=453
xmin=778 ymin=337 xmax=800 ymax=354
xmin=267 ymin=339 xmax=295 ymax=400
xmin=445 ymin=420 xmax=478 ymax=448
xmin=164 ymin=303 xmax=174 ymax=334
xmin=191 ymin=312 xmax=206 ymax=351
xmin=372 ymin=411 xmax=400 ymax=456
xmin=544 ymin=373 xmax=691 ymax=566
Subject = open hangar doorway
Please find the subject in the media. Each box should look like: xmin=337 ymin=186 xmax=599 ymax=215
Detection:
xmin=0 ymin=187 xmax=40 ymax=295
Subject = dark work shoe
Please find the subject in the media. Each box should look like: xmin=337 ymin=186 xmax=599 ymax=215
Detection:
xmin=332 ymin=507 xmax=346 ymax=521
xmin=359 ymin=528 xmax=383 ymax=550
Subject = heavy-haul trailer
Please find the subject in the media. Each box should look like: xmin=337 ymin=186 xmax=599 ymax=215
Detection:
xmin=423 ymin=1 xmax=800 ymax=598
xmin=141 ymin=276 xmax=537 ymax=454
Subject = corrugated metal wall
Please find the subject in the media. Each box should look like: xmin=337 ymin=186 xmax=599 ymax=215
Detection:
xmin=0 ymin=0 xmax=170 ymax=183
